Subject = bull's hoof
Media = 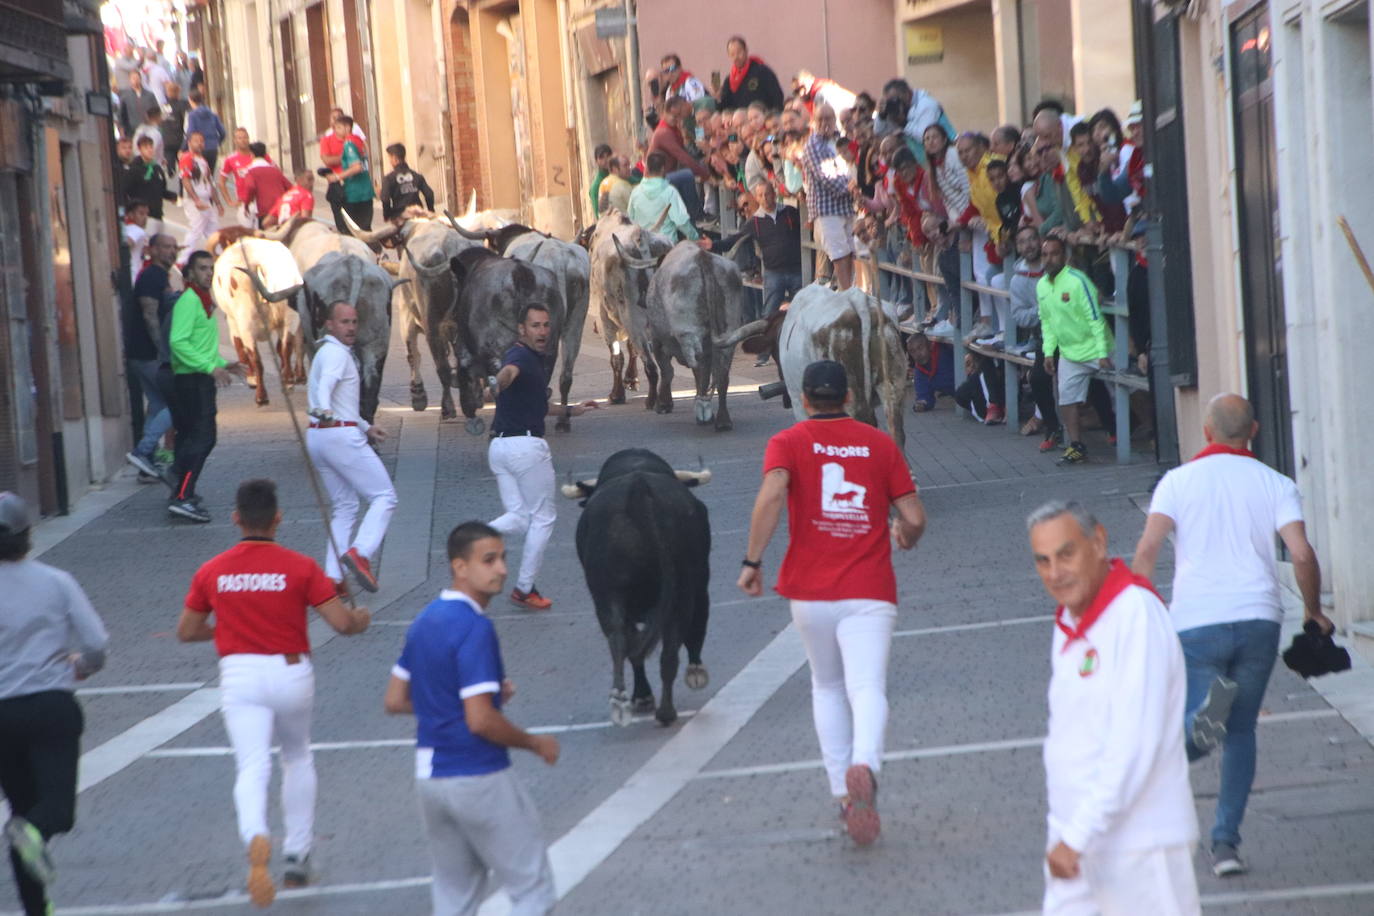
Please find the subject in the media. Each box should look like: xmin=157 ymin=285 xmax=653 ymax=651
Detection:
xmin=609 ymin=690 xmax=633 ymax=727
xmin=464 ymin=417 xmax=486 ymax=436
xmin=685 ymin=664 xmax=709 ymax=690
xmin=714 ymin=417 xmax=734 ymax=432
xmin=655 ymin=704 xmax=678 ymax=727
xmin=609 ymin=392 xmax=626 ymax=405
xmin=411 ymin=390 xmax=428 ymax=412
xmin=246 ymin=378 xmax=259 ymax=390
xmin=654 ymin=402 xmax=673 ymax=415
xmin=256 ymin=400 xmax=270 ymax=409
xmin=631 ymin=696 xmax=656 ymax=714
xmin=554 ymin=417 xmax=571 ymax=433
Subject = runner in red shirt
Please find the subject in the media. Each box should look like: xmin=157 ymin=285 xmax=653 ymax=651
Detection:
xmin=270 ymin=170 xmax=317 ymax=227
xmin=176 ymin=479 xmax=370 ymax=906
xmin=738 ymin=360 xmax=927 ymax=847
xmin=239 ymin=142 xmax=292 ymax=229
xmin=218 ymin=127 xmax=259 ymax=227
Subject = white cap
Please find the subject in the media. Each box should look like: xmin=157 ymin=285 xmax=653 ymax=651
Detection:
xmin=1125 ymin=100 xmax=1144 ymax=127
xmin=0 ymin=491 xmax=32 ymax=536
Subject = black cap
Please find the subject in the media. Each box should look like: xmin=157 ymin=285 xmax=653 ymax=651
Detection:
xmin=802 ymin=360 xmax=848 ymax=401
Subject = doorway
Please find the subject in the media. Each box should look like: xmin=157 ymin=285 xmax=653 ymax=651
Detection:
xmin=1231 ymin=8 xmax=1293 ymax=475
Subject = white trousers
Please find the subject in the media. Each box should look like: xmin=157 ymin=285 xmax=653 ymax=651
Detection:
xmin=307 ymin=427 xmax=398 ymax=581
xmin=1042 ymin=841 xmax=1200 ymax=915
xmin=487 ymin=436 xmax=556 ymax=593
xmin=219 ymin=654 xmax=316 ymax=856
xmin=179 ymin=199 xmax=219 ymax=263
xmin=790 ymin=599 xmax=897 ymax=796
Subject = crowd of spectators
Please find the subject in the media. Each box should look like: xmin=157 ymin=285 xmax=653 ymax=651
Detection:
xmin=591 ymin=34 xmax=1152 ymax=464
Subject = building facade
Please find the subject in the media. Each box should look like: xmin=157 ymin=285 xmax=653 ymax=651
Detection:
xmin=1146 ymin=0 xmax=1372 ymax=650
xmin=1 ymin=0 xmax=129 ymax=517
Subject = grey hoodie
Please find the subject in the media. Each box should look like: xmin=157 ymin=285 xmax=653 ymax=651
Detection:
xmin=0 ymin=558 xmax=108 ymax=699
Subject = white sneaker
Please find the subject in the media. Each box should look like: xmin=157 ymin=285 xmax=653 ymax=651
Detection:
xmin=926 ymin=320 xmax=955 ymax=338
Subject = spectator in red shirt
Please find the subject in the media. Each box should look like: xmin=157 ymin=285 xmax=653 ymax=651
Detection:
xmin=269 ymin=170 xmax=317 ymax=228
xmin=320 ymin=111 xmax=367 ymax=232
xmin=240 ymin=143 xmax=293 ymax=229
xmin=738 ymin=360 xmax=927 ymax=848
xmin=177 ymin=479 xmax=370 ymax=906
xmin=648 ymin=96 xmax=710 ymax=220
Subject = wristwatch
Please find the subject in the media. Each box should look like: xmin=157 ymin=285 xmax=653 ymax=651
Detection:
xmin=741 ymin=558 xmax=761 ymax=569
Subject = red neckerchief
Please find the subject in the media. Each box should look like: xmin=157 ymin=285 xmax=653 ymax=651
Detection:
xmin=1192 ymin=443 xmax=1256 ymax=461
xmin=913 ymin=341 xmax=942 ymax=379
xmin=1055 ymin=558 xmax=1160 ymax=652
xmin=728 ymin=56 xmax=766 ymax=93
xmin=189 ymin=282 xmax=215 ymax=318
xmin=669 ymin=69 xmax=695 ymax=94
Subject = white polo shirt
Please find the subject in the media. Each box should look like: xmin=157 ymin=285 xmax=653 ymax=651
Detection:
xmin=1148 ymin=451 xmax=1304 ymax=632
xmin=1044 ymin=561 xmax=1197 ymax=855
xmin=307 ymin=334 xmax=369 ymax=432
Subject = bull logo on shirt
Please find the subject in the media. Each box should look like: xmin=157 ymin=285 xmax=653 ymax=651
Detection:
xmin=820 ymin=462 xmax=868 ymax=516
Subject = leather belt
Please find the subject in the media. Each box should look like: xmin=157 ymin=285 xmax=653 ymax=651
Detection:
xmin=309 ymin=420 xmax=359 ymax=429
xmin=283 ymin=653 xmax=307 ymax=664
xmin=490 ymin=430 xmax=542 ymax=439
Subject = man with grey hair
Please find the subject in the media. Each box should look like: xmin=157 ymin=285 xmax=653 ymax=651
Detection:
xmin=1132 ymin=393 xmax=1332 ymax=878
xmin=1028 ymin=500 xmax=1199 ymax=913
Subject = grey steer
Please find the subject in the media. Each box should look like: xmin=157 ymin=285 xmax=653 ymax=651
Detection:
xmin=442 ymin=247 xmax=564 ymax=434
xmin=395 ymin=215 xmax=480 ymax=417
xmin=565 ymin=448 xmax=711 ymax=726
xmin=614 ymin=238 xmax=747 ymax=431
xmin=449 ymin=217 xmax=591 ymax=431
xmin=588 ymin=209 xmax=673 ymax=405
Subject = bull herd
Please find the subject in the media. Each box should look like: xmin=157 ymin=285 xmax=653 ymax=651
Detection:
xmin=210 ymin=204 xmax=909 ymax=725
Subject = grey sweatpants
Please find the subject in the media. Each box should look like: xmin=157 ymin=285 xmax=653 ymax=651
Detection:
xmin=416 ymin=768 xmax=556 ymax=916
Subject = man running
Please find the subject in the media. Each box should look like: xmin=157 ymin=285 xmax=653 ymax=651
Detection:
xmin=486 ymin=304 xmax=599 ymax=610
xmin=384 ymin=521 xmax=559 ymax=916
xmin=0 ymin=492 xmax=108 ymax=916
xmin=179 ymin=479 xmax=370 ymax=907
xmin=167 ymin=250 xmax=244 ymax=522
xmin=1132 ymin=393 xmax=1333 ymax=878
xmin=738 ymin=360 xmax=927 ymax=846
xmin=1027 ymin=500 xmax=1199 ymax=913
xmin=306 ymin=302 xmax=398 ymax=595
xmin=218 ymin=127 xmax=258 ymax=228
xmin=178 ymin=132 xmax=222 ymax=264
xmin=379 ymin=143 xmax=436 ymax=221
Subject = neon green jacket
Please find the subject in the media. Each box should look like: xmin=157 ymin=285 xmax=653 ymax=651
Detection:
xmin=1036 ymin=266 xmax=1113 ymax=363
xmin=169 ymin=288 xmax=227 ymax=375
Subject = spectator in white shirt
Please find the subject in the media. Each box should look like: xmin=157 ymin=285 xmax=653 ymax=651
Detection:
xmin=1131 ymin=393 xmax=1333 ymax=879
xmin=1028 ymin=500 xmax=1200 ymax=915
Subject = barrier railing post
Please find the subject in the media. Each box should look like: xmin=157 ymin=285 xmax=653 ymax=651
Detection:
xmin=1004 ymin=283 xmax=1019 ymax=434
xmin=953 ymin=240 xmax=973 ymax=415
xmin=800 ymin=200 xmax=814 ymax=286
xmin=1110 ymin=246 xmax=1132 ymax=464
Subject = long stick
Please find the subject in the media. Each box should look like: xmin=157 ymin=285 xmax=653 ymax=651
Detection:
xmin=240 ymin=260 xmax=356 ymax=606
xmin=1337 ymin=215 xmax=1374 ymax=296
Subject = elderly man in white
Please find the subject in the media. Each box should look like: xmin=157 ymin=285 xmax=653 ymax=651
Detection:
xmin=1027 ymin=500 xmax=1200 ymax=915
xmin=306 ymin=302 xmax=397 ymax=595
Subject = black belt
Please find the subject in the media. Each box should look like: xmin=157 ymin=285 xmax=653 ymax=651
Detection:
xmin=490 ymin=430 xmax=542 ymax=439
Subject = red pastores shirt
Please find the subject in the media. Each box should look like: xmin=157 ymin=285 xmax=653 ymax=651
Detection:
xmin=184 ymin=540 xmax=337 ymax=656
xmin=764 ymin=416 xmax=916 ymax=603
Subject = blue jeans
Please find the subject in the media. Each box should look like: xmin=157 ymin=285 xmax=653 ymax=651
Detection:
xmin=665 ymin=169 xmax=702 ymax=221
xmin=129 ymin=358 xmax=172 ymax=458
xmin=1179 ymin=619 xmax=1281 ymax=849
xmin=763 ymin=270 xmax=803 ymax=318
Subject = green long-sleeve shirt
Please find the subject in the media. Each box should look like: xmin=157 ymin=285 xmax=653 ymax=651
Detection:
xmin=1036 ymin=266 xmax=1113 ymax=364
xmin=169 ymin=288 xmax=228 ymax=375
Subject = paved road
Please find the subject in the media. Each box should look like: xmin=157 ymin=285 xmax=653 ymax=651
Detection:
xmin=5 ymin=299 xmax=1374 ymax=915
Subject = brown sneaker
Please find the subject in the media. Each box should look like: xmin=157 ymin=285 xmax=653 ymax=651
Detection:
xmin=842 ymin=765 xmax=880 ymax=846
xmin=246 ymin=834 xmax=275 ymax=908
xmin=510 ymin=587 xmax=552 ymax=611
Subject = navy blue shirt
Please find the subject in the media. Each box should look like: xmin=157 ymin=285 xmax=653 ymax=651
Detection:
xmin=123 ymin=264 xmax=171 ymax=361
xmin=491 ymin=343 xmax=548 ymax=437
xmin=394 ymin=590 xmax=510 ymax=778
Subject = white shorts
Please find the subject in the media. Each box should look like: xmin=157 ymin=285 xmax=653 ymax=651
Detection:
xmin=1057 ymin=357 xmax=1097 ymax=406
xmin=814 ymin=214 xmax=855 ymax=261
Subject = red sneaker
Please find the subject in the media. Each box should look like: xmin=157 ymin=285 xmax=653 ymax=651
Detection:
xmin=342 ymin=548 xmax=379 ymax=593
xmin=985 ymin=404 xmax=1006 ymax=425
xmin=510 ymin=587 xmax=552 ymax=611
xmin=842 ymin=764 xmax=880 ymax=846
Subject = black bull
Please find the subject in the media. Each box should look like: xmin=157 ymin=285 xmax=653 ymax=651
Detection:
xmin=571 ymin=448 xmax=710 ymax=726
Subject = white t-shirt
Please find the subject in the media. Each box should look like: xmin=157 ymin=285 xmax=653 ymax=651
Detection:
xmin=123 ymin=222 xmax=148 ymax=283
xmin=1148 ymin=453 xmax=1304 ymax=631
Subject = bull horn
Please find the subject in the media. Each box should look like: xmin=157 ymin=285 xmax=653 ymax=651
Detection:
xmin=234 ymin=266 xmax=303 ymax=304
xmin=723 ymin=234 xmax=752 ymax=261
xmin=650 ymin=205 xmax=672 ymax=233
xmin=444 ymin=209 xmax=493 ymax=241
xmin=560 ymin=478 xmax=596 ymax=499
xmin=341 ymin=209 xmax=403 ymax=247
xmin=612 ymin=235 xmax=657 ymax=271
xmin=464 ymin=188 xmax=477 ymax=218
xmin=713 ymin=318 xmax=770 ymax=349
xmin=674 ymin=469 xmax=712 ymax=486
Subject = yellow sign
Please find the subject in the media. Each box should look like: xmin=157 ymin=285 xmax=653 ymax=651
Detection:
xmin=905 ymin=24 xmax=944 ymax=65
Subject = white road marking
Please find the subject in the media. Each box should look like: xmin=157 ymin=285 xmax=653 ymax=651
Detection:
xmin=0 ymin=876 xmax=433 ymax=914
xmin=478 ymin=624 xmax=809 ymax=915
xmin=144 ymin=712 xmax=699 ymax=757
xmin=696 ymin=709 xmax=1342 ymax=781
xmin=709 ymin=595 xmax=785 ymax=609
xmin=74 ymin=414 xmax=439 ymax=796
xmin=76 ymin=683 xmax=205 ymax=696
xmin=892 ymin=614 xmax=1053 ymax=638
